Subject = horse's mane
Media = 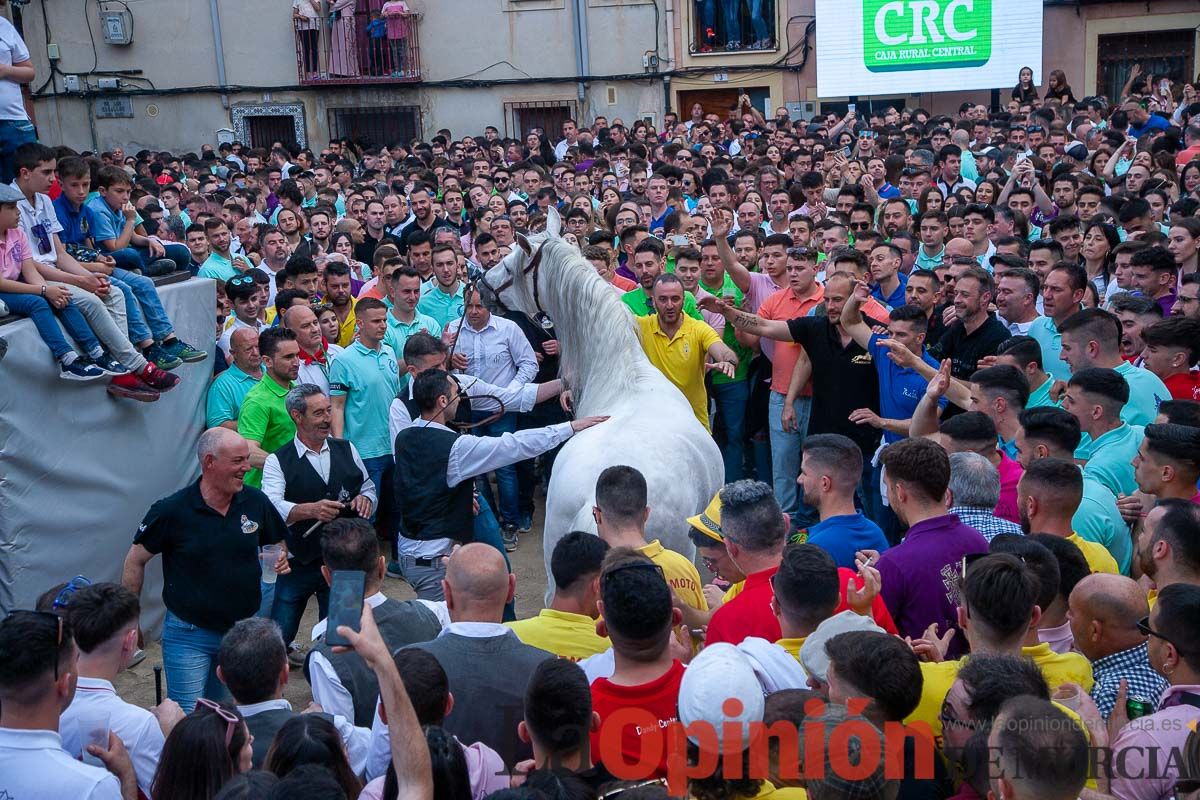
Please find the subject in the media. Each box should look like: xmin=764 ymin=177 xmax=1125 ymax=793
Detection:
xmin=534 ymin=238 xmax=654 ymax=414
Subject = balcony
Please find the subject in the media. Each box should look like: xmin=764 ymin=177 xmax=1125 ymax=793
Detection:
xmin=294 ymin=9 xmax=421 ymax=86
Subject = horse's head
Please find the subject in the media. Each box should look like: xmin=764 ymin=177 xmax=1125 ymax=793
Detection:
xmin=481 ymin=206 xmax=561 ymax=319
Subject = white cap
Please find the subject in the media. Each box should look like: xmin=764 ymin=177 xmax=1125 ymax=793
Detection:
xmin=677 ymin=642 xmax=765 ymax=749
xmin=799 ymin=611 xmax=886 ymax=683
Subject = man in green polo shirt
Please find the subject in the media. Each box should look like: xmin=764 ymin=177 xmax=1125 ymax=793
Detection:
xmin=206 ymin=327 xmax=263 ymax=430
xmin=198 ymin=218 xmax=252 ymax=282
xmin=329 ymin=297 xmax=401 ymax=511
xmin=1064 ymin=368 xmax=1145 ymax=499
xmin=417 ymin=243 xmax=466 ymax=329
xmin=622 ymin=236 xmax=702 ymax=320
xmin=387 ymin=266 xmax=442 ymax=370
xmin=238 ymin=328 xmax=301 ymax=487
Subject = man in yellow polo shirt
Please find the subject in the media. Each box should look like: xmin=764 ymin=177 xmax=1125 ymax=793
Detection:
xmin=635 ymin=273 xmax=739 ymax=431
xmin=1017 ymin=459 xmax=1119 ymax=575
xmin=506 ymin=532 xmax=610 ymax=661
xmin=593 ymin=464 xmax=708 ymax=615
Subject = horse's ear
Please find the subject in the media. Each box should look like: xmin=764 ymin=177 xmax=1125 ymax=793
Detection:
xmin=544 ymin=205 xmax=562 ymax=238
xmin=515 ymin=234 xmax=532 ymax=255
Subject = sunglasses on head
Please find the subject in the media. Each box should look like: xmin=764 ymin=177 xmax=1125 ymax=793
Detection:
xmin=229 ymin=275 xmax=255 ymax=287
xmin=53 ymin=575 xmax=92 ymax=610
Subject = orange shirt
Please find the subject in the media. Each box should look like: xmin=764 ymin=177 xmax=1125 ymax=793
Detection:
xmin=611 ymin=274 xmax=637 ymax=292
xmin=758 ymin=283 xmax=824 ymax=394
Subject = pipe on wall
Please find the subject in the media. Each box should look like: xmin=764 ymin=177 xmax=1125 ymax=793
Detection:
xmin=208 ymin=0 xmax=230 ymax=110
xmin=572 ymin=0 xmax=589 ymax=105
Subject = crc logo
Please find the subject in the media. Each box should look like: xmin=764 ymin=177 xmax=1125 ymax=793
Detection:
xmin=863 ymin=0 xmax=992 ymax=73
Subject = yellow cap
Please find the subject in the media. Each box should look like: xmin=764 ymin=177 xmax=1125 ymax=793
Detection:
xmin=686 ymin=492 xmax=724 ymax=544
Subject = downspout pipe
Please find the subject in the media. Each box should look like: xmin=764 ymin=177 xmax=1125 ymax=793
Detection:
xmin=209 ymin=0 xmax=230 ymax=109
xmin=663 ymin=0 xmax=674 ymax=116
xmin=572 ymin=0 xmax=588 ymax=104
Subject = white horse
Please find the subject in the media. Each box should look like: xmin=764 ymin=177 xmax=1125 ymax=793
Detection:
xmin=482 ymin=214 xmax=724 ymax=599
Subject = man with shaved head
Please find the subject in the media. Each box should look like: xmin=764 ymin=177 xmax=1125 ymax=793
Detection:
xmin=412 ymin=543 xmax=553 ymax=767
xmin=205 ymin=326 xmax=263 ymax=429
xmin=283 ymin=303 xmax=343 ymax=395
xmin=1068 ymin=573 xmax=1168 ymax=719
xmin=122 ymin=428 xmax=290 ymax=711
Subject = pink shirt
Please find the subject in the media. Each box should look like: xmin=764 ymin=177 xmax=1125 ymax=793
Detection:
xmin=1037 ymin=619 xmax=1074 ymax=654
xmin=1109 ymin=684 xmax=1200 ymax=800
xmin=359 ymin=740 xmax=508 ymax=800
xmin=994 ymin=451 xmax=1023 ymax=524
xmin=0 ymin=226 xmax=30 ymax=281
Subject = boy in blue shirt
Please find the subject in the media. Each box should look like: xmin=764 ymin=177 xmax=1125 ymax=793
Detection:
xmin=54 ymin=157 xmax=205 ymax=369
xmin=85 ymin=165 xmax=191 ymax=277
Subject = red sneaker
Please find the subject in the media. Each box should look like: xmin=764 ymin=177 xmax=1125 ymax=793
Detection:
xmin=140 ymin=362 xmax=181 ymax=392
xmin=107 ymin=373 xmax=161 ymax=402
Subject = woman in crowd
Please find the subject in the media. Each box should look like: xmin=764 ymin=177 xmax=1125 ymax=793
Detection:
xmin=1081 ymin=220 xmax=1121 ymax=298
xmin=151 ymin=700 xmax=253 ymax=800
xmin=264 ymin=715 xmax=362 ymax=799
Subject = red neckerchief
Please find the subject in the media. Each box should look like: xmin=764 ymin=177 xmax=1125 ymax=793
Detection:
xmin=298 ymin=338 xmax=330 ymax=366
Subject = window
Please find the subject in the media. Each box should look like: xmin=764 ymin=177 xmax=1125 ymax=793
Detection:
xmin=503 ymin=100 xmax=580 ymax=139
xmin=691 ymin=0 xmax=777 ymax=55
xmin=1097 ymin=30 xmax=1195 ymax=102
xmin=328 ymin=106 xmax=422 ymax=149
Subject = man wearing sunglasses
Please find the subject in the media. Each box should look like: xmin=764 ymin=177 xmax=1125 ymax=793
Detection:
xmin=0 ymin=610 xmax=137 ymax=799
xmin=1109 ymin=583 xmax=1200 ymax=800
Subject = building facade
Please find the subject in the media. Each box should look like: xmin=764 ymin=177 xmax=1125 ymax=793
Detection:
xmin=13 ymin=0 xmax=1200 ymax=152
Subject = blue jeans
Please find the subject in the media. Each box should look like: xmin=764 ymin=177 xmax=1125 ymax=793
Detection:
xmin=722 ymin=0 xmax=742 ymax=44
xmin=712 ymin=379 xmax=749 ymax=483
xmin=0 ymin=119 xmax=37 ymax=184
xmin=746 ymin=0 xmax=769 ymax=41
xmin=362 ymin=455 xmax=393 ymax=523
xmin=109 ymin=243 xmax=191 ymax=274
xmin=472 ymin=488 xmax=515 ymax=621
xmin=471 ymin=411 xmax=520 ymax=527
xmin=257 ymin=581 xmax=275 ymax=618
xmin=0 ymin=291 xmax=100 ymax=361
xmin=768 ymin=392 xmax=812 ymax=519
xmin=161 ymin=610 xmax=228 ymax=713
xmin=270 ymin=559 xmax=330 ymax=646
xmin=110 ymin=267 xmax=173 ymax=344
xmin=856 ymin=449 xmax=885 ymax=531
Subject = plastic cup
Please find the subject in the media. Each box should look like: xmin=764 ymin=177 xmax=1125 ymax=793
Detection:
xmin=260 ymin=544 xmax=283 ymax=585
xmin=78 ymin=712 xmax=110 ymax=766
xmin=1052 ymin=684 xmax=1080 ymax=712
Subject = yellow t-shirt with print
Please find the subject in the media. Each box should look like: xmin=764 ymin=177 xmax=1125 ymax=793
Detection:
xmin=637 ymin=539 xmax=708 ymax=612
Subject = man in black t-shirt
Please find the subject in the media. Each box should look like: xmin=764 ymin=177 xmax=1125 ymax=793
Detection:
xmin=121 ymin=427 xmax=289 ymax=713
xmin=701 ymin=272 xmax=883 ymax=526
xmin=927 ymin=265 xmax=1010 ymax=384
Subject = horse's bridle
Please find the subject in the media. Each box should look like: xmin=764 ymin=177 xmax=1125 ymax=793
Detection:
xmin=482 ymin=235 xmax=549 ymax=319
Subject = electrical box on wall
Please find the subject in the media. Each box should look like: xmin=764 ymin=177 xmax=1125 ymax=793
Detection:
xmin=100 ymin=9 xmax=133 ymax=45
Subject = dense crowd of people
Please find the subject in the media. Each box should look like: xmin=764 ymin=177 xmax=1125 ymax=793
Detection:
xmin=3 ymin=50 xmax=1200 ymax=800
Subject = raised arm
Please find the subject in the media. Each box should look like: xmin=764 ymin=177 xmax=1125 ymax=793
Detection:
xmin=841 ymin=279 xmax=876 ymax=350
xmin=910 ymin=359 xmax=952 ymax=438
xmin=709 ymin=212 xmax=751 ymax=294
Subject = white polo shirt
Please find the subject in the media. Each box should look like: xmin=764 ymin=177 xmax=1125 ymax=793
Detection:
xmin=60 ymin=677 xmax=164 ymax=798
xmin=0 ymin=726 xmax=122 ymax=799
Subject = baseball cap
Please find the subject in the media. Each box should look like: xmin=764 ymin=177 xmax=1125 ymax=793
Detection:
xmin=678 ymin=643 xmax=765 ymax=749
xmin=686 ymin=492 xmax=723 ymax=544
xmin=1064 ymin=142 xmax=1089 ymax=161
xmin=0 ymin=184 xmax=24 ymax=203
xmin=798 ymin=611 xmax=885 ymax=684
xmin=977 ymin=146 xmax=1002 ymax=161
xmin=804 ymin=703 xmax=892 ymax=800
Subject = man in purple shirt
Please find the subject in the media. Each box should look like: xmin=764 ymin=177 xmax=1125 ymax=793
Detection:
xmin=1129 ymin=246 xmax=1179 ymax=319
xmin=875 ymin=437 xmax=988 ymax=658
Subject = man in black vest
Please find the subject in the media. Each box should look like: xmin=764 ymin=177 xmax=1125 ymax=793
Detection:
xmin=216 ymin=617 xmax=370 ymax=771
xmin=262 ymin=384 xmax=377 ymax=656
xmin=392 ymin=369 xmax=608 ymax=601
xmin=412 ymin=542 xmax=554 ymax=769
xmin=306 ymin=518 xmax=442 ymax=726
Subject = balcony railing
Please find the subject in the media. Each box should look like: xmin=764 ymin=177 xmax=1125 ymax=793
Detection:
xmin=294 ymin=9 xmax=421 ymax=85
